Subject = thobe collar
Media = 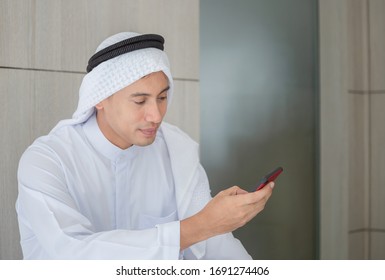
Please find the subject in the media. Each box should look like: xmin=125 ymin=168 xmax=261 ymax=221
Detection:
xmin=82 ymin=113 xmax=139 ymax=162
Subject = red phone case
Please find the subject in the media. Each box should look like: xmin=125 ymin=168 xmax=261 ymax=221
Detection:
xmin=255 ymin=167 xmax=283 ymax=191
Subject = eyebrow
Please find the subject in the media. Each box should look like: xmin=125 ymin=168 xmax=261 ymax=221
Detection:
xmin=130 ymin=85 xmax=170 ymax=97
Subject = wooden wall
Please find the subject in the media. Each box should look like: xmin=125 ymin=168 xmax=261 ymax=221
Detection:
xmin=0 ymin=0 xmax=199 ymax=259
xmin=320 ymin=0 xmax=385 ymax=259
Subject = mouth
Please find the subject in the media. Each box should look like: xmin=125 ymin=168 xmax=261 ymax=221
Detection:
xmin=139 ymin=127 xmax=158 ymax=137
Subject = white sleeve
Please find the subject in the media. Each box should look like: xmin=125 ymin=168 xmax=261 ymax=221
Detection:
xmin=183 ymin=165 xmax=252 ymax=260
xmin=16 ymin=146 xmax=180 ymax=260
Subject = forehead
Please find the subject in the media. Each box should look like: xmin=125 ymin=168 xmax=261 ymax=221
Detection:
xmin=131 ymin=71 xmax=168 ymax=90
xmin=141 ymin=71 xmax=168 ymax=81
xmin=114 ymin=71 xmax=169 ymax=96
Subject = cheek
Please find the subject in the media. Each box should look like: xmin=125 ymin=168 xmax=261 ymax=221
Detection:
xmin=119 ymin=106 xmax=144 ymax=126
xmin=110 ymin=100 xmax=130 ymax=119
xmin=160 ymin=103 xmax=168 ymax=116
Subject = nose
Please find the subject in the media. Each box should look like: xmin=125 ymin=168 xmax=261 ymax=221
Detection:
xmin=144 ymin=102 xmax=163 ymax=124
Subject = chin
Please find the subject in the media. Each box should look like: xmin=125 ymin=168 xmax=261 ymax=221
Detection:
xmin=134 ymin=137 xmax=157 ymax=147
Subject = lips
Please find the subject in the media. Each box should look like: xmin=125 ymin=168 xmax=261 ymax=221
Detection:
xmin=139 ymin=127 xmax=158 ymax=137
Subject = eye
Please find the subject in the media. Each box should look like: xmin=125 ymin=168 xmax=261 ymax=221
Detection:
xmin=133 ymin=98 xmax=146 ymax=105
xmin=157 ymin=95 xmax=168 ymax=102
xmin=134 ymin=100 xmax=145 ymax=105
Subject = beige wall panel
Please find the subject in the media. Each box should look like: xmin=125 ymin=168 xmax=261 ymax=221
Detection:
xmin=0 ymin=68 xmax=83 ymax=259
xmin=0 ymin=0 xmax=35 ymax=67
xmin=31 ymin=73 xmax=81 ymax=136
xmin=371 ymin=232 xmax=385 ymax=259
xmin=370 ymin=94 xmax=385 ymax=229
xmin=164 ymin=80 xmax=199 ymax=142
xmin=348 ymin=94 xmax=370 ymax=231
xmin=319 ymin=0 xmax=350 ymax=259
xmin=349 ymin=231 xmax=369 ymax=259
xmin=369 ymin=0 xmax=385 ymax=90
xmin=321 ymin=0 xmax=385 ymax=260
xmin=0 ymin=69 xmax=31 ymax=259
xmin=0 ymin=0 xmax=199 ymax=80
xmin=347 ymin=0 xmax=369 ymax=91
xmin=1 ymin=0 xmax=199 ymax=260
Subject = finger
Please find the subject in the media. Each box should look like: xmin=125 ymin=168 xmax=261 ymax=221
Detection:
xmin=244 ymin=183 xmax=274 ymax=204
xmin=219 ymin=185 xmax=242 ymax=196
xmin=235 ymin=188 xmax=249 ymax=195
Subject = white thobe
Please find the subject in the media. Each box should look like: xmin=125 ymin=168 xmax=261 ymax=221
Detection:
xmin=16 ymin=114 xmax=251 ymax=259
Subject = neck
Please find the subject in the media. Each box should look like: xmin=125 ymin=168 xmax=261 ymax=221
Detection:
xmin=95 ymin=110 xmax=132 ymax=149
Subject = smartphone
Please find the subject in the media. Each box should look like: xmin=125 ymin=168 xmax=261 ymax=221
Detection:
xmin=253 ymin=166 xmax=283 ymax=191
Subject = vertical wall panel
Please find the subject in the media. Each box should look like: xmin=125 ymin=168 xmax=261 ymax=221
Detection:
xmin=370 ymin=95 xmax=385 ymax=230
xmin=349 ymin=231 xmax=369 ymax=260
xmin=0 ymin=69 xmax=32 ymax=260
xmin=319 ymin=0 xmax=350 ymax=259
xmin=348 ymin=94 xmax=370 ymax=232
xmin=371 ymin=232 xmax=385 ymax=259
xmin=346 ymin=0 xmax=370 ymax=247
xmin=369 ymin=0 xmax=385 ymax=260
xmin=347 ymin=0 xmax=369 ymax=91
xmin=0 ymin=0 xmax=35 ymax=67
xmin=0 ymin=69 xmax=83 ymax=259
xmin=369 ymin=0 xmax=385 ymax=90
xmin=321 ymin=0 xmax=385 ymax=259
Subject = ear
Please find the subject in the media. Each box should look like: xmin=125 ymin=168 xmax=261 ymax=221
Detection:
xmin=95 ymin=101 xmax=104 ymax=111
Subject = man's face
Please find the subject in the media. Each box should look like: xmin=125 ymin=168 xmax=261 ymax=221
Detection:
xmin=95 ymin=71 xmax=169 ymax=149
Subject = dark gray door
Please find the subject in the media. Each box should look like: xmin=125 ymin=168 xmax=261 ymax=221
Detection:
xmin=200 ymin=0 xmax=318 ymax=259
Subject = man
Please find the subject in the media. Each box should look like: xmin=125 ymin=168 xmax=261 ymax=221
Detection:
xmin=16 ymin=32 xmax=274 ymax=259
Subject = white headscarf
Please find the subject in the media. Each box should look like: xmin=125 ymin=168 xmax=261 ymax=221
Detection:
xmin=51 ymin=32 xmax=173 ymax=132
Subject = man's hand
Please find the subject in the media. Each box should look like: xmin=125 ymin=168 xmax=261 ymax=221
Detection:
xmin=180 ymin=183 xmax=274 ymax=250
